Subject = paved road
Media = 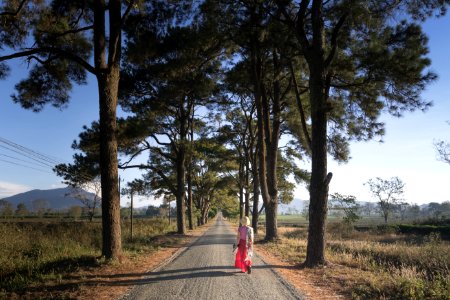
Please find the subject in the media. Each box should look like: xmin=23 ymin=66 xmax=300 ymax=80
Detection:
xmin=122 ymin=214 xmax=304 ymax=300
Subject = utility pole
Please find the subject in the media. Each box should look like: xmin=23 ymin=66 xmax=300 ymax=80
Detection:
xmin=130 ymin=192 xmax=134 ymax=242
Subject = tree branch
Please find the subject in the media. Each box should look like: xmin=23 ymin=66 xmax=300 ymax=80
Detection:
xmin=324 ymin=12 xmax=348 ymax=69
xmin=119 ymin=164 xmax=150 ymax=170
xmin=0 ymin=0 xmax=27 ymax=17
xmin=289 ymin=60 xmax=312 ymax=150
xmin=121 ymin=0 xmax=136 ymax=26
xmin=0 ymin=47 xmax=97 ymax=75
xmin=323 ymin=172 xmax=333 ymax=187
xmin=120 ymin=146 xmax=149 ymax=167
xmin=51 ymin=25 xmax=94 ymax=40
xmin=150 ymin=134 xmax=172 ymax=146
xmin=298 ymin=0 xmax=311 ymax=50
xmin=151 ymin=146 xmax=175 ymax=162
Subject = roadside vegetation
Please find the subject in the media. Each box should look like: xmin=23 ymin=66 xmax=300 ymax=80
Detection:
xmin=257 ymin=217 xmax=450 ymax=299
xmin=0 ymin=218 xmax=178 ymax=297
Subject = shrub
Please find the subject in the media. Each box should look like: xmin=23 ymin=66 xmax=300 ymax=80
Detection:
xmin=398 ymin=224 xmax=450 ymax=239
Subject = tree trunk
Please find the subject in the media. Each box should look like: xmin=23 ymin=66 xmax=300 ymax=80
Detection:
xmin=187 ymin=171 xmax=193 ymax=230
xmin=251 ymin=150 xmax=260 ymax=234
xmin=98 ymin=69 xmax=121 ymax=260
xmin=251 ymin=38 xmax=274 ymax=241
xmin=187 ymin=105 xmax=194 ymax=230
xmin=130 ymin=193 xmax=133 ymax=242
xmin=265 ymin=200 xmax=278 ymax=238
xmin=239 ymin=184 xmax=244 ymax=220
xmin=305 ymin=67 xmax=330 ymax=267
xmin=245 ymin=156 xmax=250 ymax=217
xmin=239 ymin=162 xmax=244 ymax=220
xmin=94 ymin=0 xmax=122 ymax=261
xmin=176 ymin=148 xmax=187 ymax=234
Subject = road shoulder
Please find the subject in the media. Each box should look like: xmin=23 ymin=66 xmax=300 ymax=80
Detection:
xmin=254 ymin=244 xmax=345 ymax=299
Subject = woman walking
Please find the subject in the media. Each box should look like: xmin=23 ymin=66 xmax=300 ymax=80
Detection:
xmin=234 ymin=216 xmax=254 ymax=274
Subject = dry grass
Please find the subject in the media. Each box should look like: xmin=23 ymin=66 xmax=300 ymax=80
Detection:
xmin=0 ymin=218 xmax=212 ymax=299
xmin=255 ymin=225 xmax=450 ymax=299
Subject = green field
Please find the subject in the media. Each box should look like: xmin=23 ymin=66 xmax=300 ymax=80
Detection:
xmin=258 ymin=214 xmax=390 ymax=227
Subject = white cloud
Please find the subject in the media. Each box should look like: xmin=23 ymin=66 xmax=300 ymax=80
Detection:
xmin=50 ymin=183 xmax=67 ymax=189
xmin=0 ymin=181 xmax=30 ymax=198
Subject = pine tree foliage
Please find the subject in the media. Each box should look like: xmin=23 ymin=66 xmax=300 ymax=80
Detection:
xmin=275 ymin=0 xmax=448 ymax=266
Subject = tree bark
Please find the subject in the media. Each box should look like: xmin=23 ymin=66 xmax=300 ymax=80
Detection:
xmin=186 ymin=102 xmax=195 ymax=230
xmin=175 ymin=147 xmax=187 ymax=234
xmin=244 ymin=155 xmax=250 ymax=217
xmin=94 ymin=0 xmax=122 ymax=260
xmin=251 ymin=148 xmax=260 ymax=234
xmin=239 ymin=168 xmax=244 ymax=220
xmin=130 ymin=193 xmax=133 ymax=242
xmin=187 ymin=168 xmax=193 ymax=230
xmin=250 ymin=20 xmax=279 ymax=241
xmin=304 ymin=67 xmax=331 ymax=267
xmin=97 ymin=69 xmax=122 ymax=259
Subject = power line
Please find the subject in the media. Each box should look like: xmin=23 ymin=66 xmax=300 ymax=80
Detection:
xmin=0 ymin=136 xmax=63 ymax=175
xmin=0 ymin=136 xmax=61 ymax=165
xmin=0 ymin=158 xmax=53 ymax=174
xmin=0 ymin=136 xmax=98 ymax=183
xmin=0 ymin=153 xmax=54 ymax=168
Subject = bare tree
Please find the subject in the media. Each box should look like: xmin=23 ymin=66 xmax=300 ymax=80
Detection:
xmin=365 ymin=177 xmax=405 ymax=223
xmin=66 ymin=177 xmax=102 ymax=222
xmin=32 ymin=199 xmax=49 ymax=217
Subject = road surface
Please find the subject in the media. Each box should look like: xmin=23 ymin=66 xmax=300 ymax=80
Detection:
xmin=122 ymin=214 xmax=304 ymax=300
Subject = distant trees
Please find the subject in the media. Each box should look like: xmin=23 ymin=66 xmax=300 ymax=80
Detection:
xmin=361 ymin=202 xmax=377 ymax=217
xmin=15 ymin=203 xmax=28 ymax=217
xmin=366 ymin=177 xmax=405 ymax=223
xmin=69 ymin=182 xmax=102 ymax=222
xmin=0 ymin=200 xmax=13 ymax=217
xmin=55 ymin=160 xmax=102 ymax=222
xmin=32 ymin=199 xmax=49 ymax=217
xmin=121 ymin=179 xmax=147 ymax=241
xmin=329 ymin=193 xmax=360 ymax=226
xmin=145 ymin=205 xmax=160 ymax=217
xmin=68 ymin=206 xmax=83 ymax=219
xmin=427 ymin=201 xmax=450 ymax=219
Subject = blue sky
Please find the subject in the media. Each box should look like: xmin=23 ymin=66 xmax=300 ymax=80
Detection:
xmin=1 ymin=14 xmax=449 ymax=207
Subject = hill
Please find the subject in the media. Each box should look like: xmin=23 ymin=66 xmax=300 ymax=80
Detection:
xmin=2 ymin=187 xmax=96 ymax=211
xmin=279 ymin=198 xmax=308 ymax=215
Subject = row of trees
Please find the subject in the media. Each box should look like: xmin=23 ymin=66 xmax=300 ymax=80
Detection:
xmin=330 ymin=176 xmax=450 ymax=224
xmin=328 ymin=197 xmax=450 ymax=224
xmin=0 ymin=199 xmax=52 ymax=216
xmin=0 ymin=200 xmax=102 ymax=218
xmin=1 ymin=0 xmax=448 ymax=266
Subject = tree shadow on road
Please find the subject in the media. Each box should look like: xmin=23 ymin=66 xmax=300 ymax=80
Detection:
xmin=31 ymin=265 xmax=242 ymax=292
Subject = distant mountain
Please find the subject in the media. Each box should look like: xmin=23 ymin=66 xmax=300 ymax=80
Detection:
xmin=279 ymin=198 xmax=308 ymax=215
xmin=2 ymin=187 xmax=96 ymax=211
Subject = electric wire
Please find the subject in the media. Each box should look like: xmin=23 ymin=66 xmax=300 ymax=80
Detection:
xmin=0 ymin=137 xmax=60 ymax=165
xmin=0 ymin=153 xmax=54 ymax=168
xmin=0 ymin=136 xmax=98 ymax=183
xmin=0 ymin=158 xmax=53 ymax=174
xmin=0 ymin=136 xmax=61 ymax=174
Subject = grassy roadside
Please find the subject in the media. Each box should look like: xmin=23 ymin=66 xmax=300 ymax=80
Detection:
xmin=255 ymin=224 xmax=449 ymax=299
xmin=0 ymin=218 xmax=211 ymax=299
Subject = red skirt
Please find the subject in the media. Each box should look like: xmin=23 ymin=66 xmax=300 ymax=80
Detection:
xmin=234 ymin=239 xmax=252 ymax=272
